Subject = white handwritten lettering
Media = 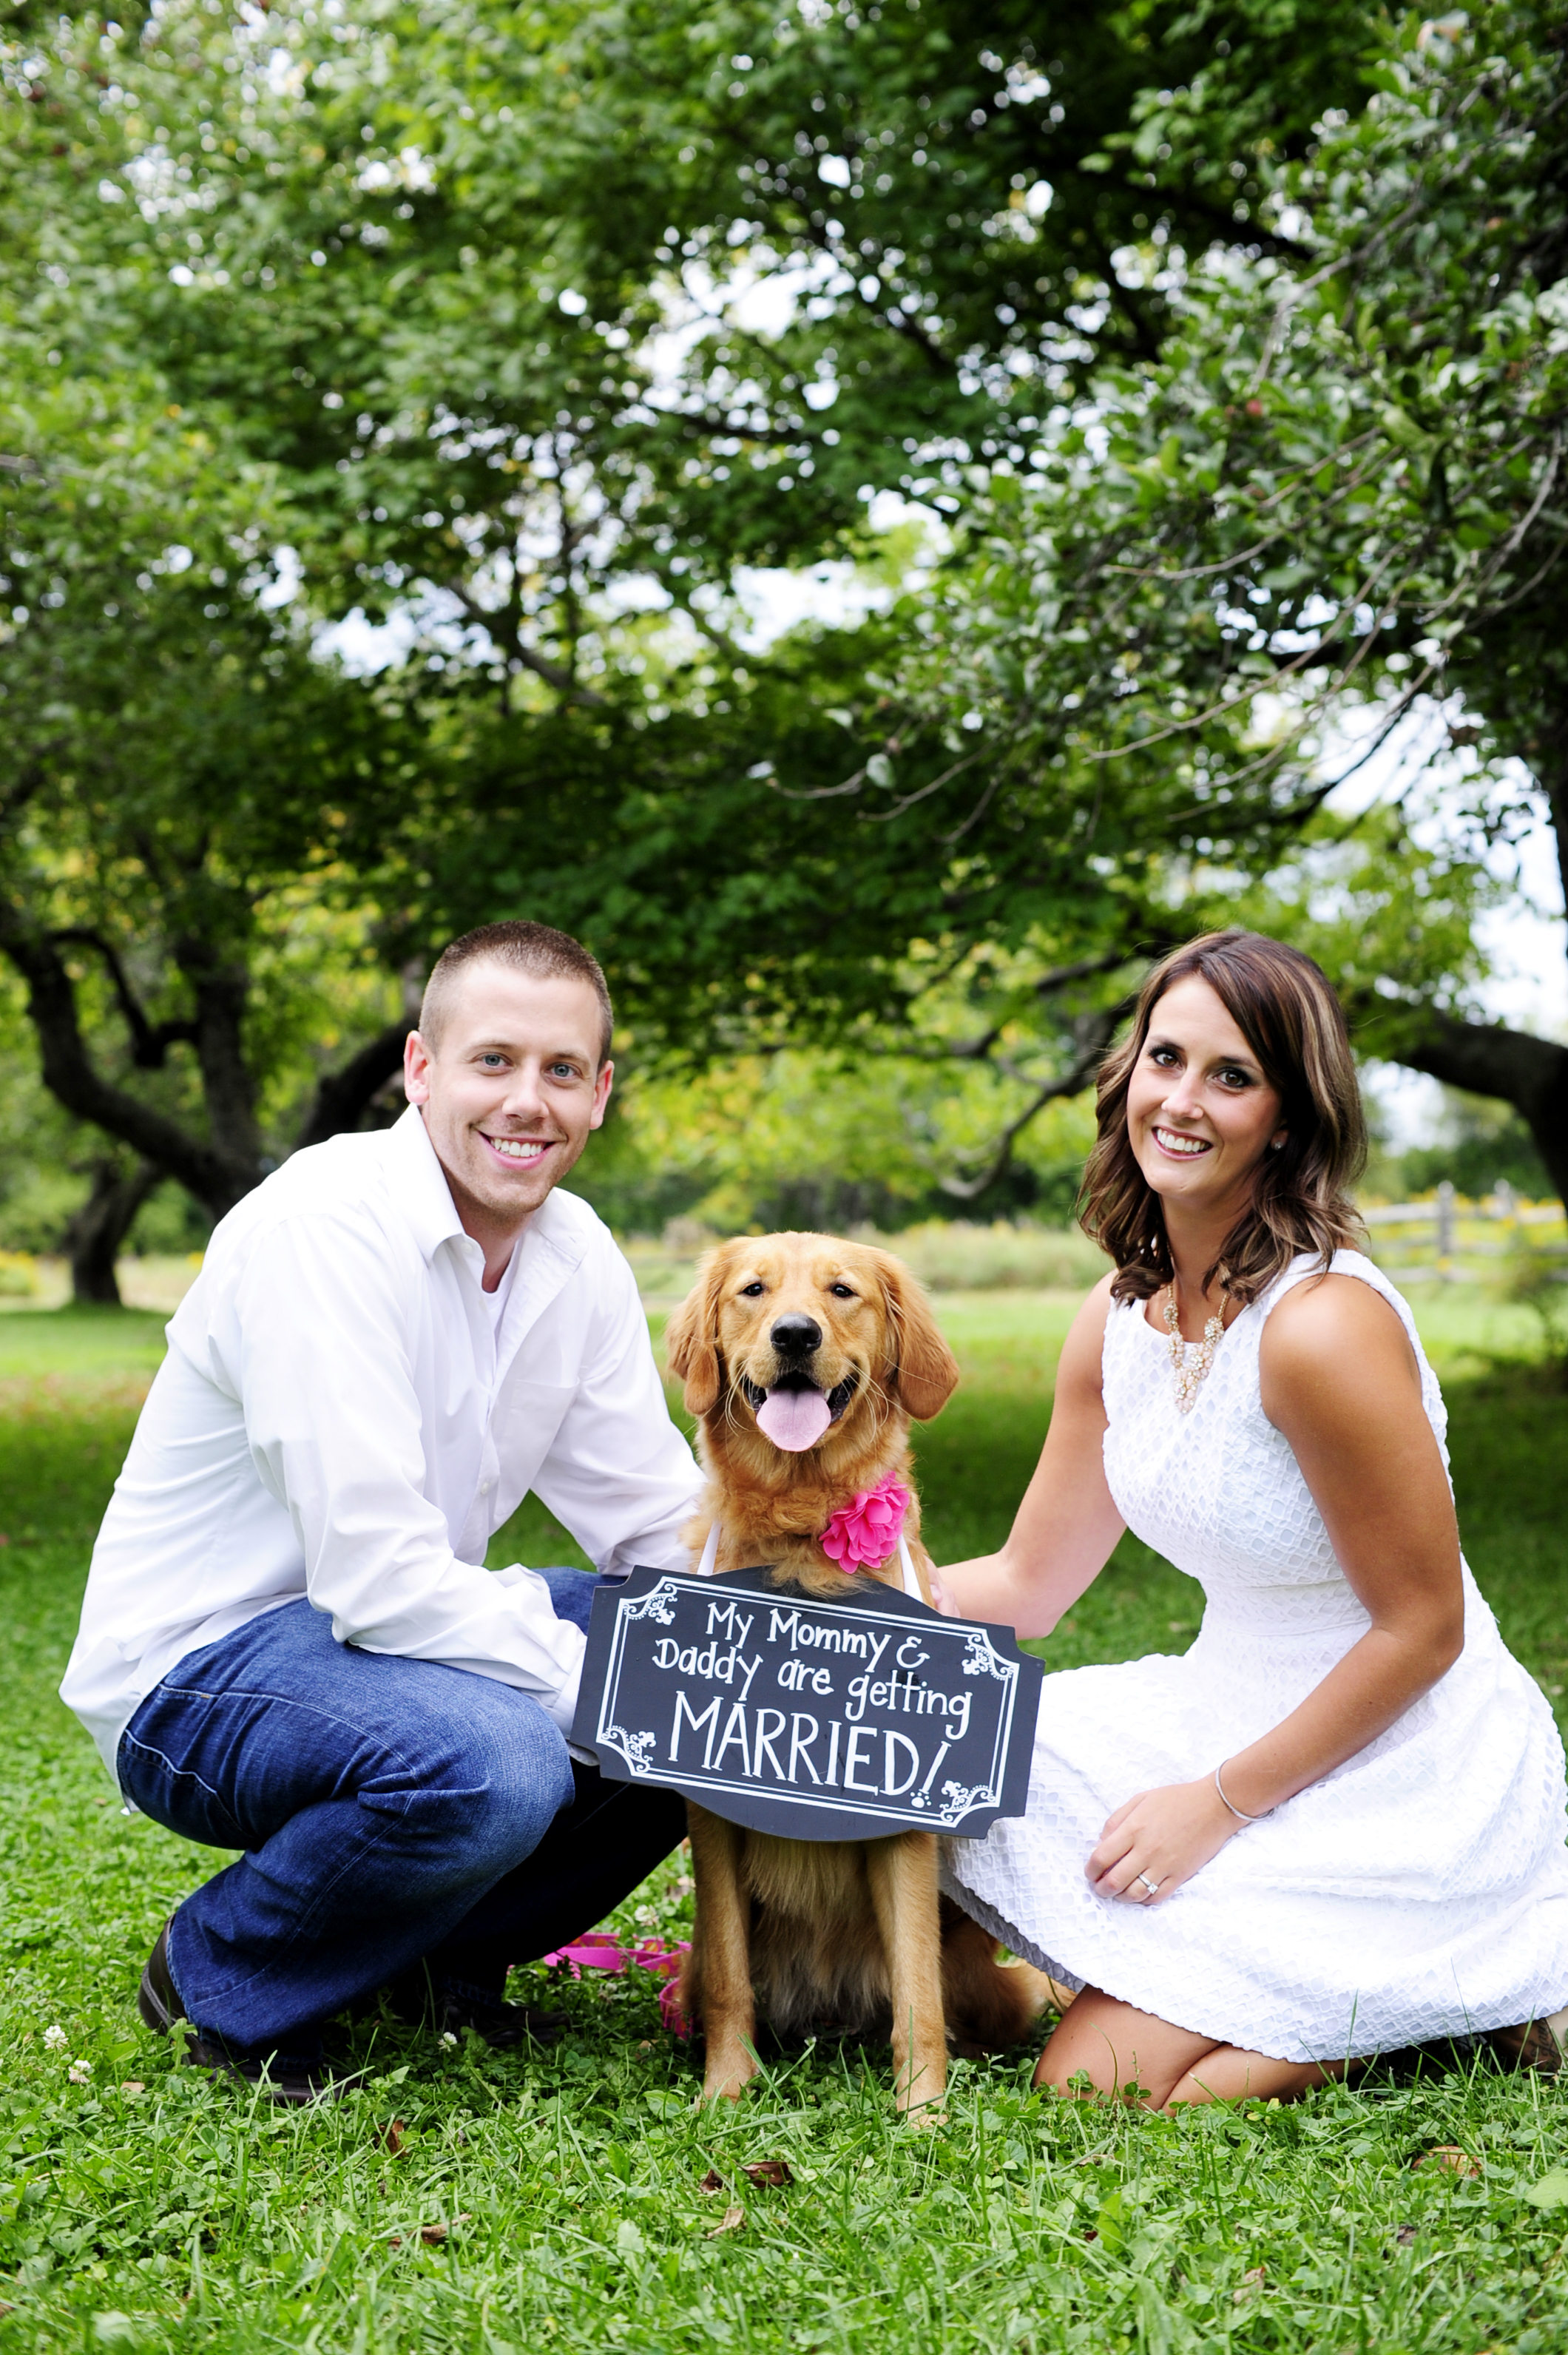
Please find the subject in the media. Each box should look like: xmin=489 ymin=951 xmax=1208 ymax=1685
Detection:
xmin=711 ymin=1701 xmax=751 ymax=1776
xmin=842 ymin=1726 xmax=879 ymax=1793
xmin=884 ymin=1731 xmax=921 ymax=1795
xmin=753 ymin=1707 xmax=787 ymax=1779
xmin=705 ymin=1599 xmax=754 ymax=1649
xmin=788 ymin=1713 xmax=822 ymax=1784
xmin=671 ymin=1691 xmax=720 ymax=1763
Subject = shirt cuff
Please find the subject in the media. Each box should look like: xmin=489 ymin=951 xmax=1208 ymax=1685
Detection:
xmin=539 ymin=1641 xmax=584 ymax=1738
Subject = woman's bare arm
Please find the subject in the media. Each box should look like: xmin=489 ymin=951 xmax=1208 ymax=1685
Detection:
xmin=1087 ymin=1272 xmax=1466 ymax=1902
xmin=934 ymin=1275 xmax=1128 ymax=1636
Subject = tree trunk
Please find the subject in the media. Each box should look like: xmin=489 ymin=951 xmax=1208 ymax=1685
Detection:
xmin=1 ymin=900 xmax=428 ymax=1237
xmin=173 ymin=938 xmax=263 ymax=1180
xmin=64 ymin=1158 xmax=164 ymax=1306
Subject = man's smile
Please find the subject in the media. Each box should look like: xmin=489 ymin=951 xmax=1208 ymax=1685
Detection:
xmin=480 ymin=1132 xmax=553 ymax=1167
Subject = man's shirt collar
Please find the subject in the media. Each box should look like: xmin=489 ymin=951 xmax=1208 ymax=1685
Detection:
xmin=387 ymin=1104 xmax=468 ymax=1264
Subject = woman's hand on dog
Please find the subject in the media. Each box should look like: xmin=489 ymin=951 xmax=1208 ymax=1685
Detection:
xmin=1085 ymin=1779 xmax=1240 ymax=1905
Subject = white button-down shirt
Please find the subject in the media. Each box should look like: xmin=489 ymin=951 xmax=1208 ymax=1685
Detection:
xmin=61 ymin=1106 xmax=703 ymax=1783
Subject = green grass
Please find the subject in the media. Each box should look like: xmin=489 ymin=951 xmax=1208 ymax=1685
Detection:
xmin=1 ymin=1295 xmax=1567 ymax=2352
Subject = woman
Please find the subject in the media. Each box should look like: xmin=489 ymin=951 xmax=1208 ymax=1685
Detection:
xmin=937 ymin=930 xmax=1568 ymax=2106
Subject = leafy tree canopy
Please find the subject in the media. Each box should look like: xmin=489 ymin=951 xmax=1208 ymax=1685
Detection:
xmin=2 ymin=0 xmax=1564 ymax=1251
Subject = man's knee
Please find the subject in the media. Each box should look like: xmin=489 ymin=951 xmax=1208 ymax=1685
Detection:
xmin=360 ymin=1680 xmax=575 ymax=1873
xmin=478 ymin=1695 xmax=577 ymax=1857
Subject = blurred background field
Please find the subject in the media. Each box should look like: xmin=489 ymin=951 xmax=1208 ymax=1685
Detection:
xmin=4 ymin=1272 xmax=1561 ymax=1656
xmin=0 ymin=1256 xmax=206 ymax=1317
xmin=1 ymin=1178 xmax=1560 ymax=1328
xmin=618 ymin=1217 xmax=1112 ymax=1308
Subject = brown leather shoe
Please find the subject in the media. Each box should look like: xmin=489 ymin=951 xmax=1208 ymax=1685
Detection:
xmin=388 ymin=1971 xmax=568 ymax=2049
xmin=137 ymin=1918 xmax=184 ymax=2035
xmin=1487 ymin=2011 xmax=1568 ymax=2075
xmin=138 ymin=1917 xmax=334 ymax=2104
xmin=182 ymin=2033 xmax=337 ymax=2106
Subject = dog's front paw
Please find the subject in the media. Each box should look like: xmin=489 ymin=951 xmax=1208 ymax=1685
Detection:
xmin=893 ymin=2055 xmax=948 ymax=2117
xmin=898 ymin=2100 xmax=947 ymax=2130
xmin=701 ymin=2052 xmax=757 ymax=2104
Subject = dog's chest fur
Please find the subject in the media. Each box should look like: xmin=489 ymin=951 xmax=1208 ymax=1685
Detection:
xmin=739 ymin=1828 xmax=904 ymax=2037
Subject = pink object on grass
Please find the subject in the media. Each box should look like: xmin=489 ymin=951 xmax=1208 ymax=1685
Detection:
xmin=820 ymin=1473 xmax=911 ymax=1571
xmin=541 ymin=1928 xmax=691 ymax=2035
xmin=541 ymin=1930 xmax=630 ymax=1977
xmin=658 ymin=1977 xmax=692 ymax=2037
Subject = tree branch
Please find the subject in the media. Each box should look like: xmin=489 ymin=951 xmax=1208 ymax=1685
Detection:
xmin=50 ymin=927 xmax=197 ymax=1067
xmin=1030 ymin=949 xmax=1141 ymax=1003
xmin=1384 ymin=1007 xmax=1568 ymax=1203
xmin=660 ymin=582 xmax=751 ymax=668
xmin=294 ymin=1018 xmax=416 ymax=1151
xmin=937 ymin=1001 xmax=1131 ymax=1200
xmin=906 ymin=949 xmax=1149 ymax=1063
xmin=0 ymin=906 xmax=257 ymax=1217
xmin=441 ymin=578 xmax=608 ymax=706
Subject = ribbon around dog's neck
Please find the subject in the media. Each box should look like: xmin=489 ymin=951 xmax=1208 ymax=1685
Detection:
xmin=694 ymin=1473 xmax=919 ymax=1599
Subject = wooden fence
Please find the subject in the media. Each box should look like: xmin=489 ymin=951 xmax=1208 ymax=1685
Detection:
xmin=1359 ymin=1183 xmax=1568 ymax=1285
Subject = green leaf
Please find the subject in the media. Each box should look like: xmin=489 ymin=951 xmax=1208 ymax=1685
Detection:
xmin=1524 ymin=2169 xmax=1568 ymax=2211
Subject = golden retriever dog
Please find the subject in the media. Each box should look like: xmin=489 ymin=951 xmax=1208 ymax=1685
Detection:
xmin=663 ymin=1231 xmax=1056 ymax=2113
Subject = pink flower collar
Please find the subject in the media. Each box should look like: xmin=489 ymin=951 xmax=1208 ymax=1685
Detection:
xmin=820 ymin=1472 xmax=912 ymax=1572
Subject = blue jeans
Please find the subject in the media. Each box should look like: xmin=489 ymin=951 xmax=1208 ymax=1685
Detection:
xmin=118 ymin=1574 xmax=684 ymax=2066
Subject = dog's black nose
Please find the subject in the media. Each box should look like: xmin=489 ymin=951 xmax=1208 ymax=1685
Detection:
xmin=770 ymin=1313 xmax=822 ymax=1356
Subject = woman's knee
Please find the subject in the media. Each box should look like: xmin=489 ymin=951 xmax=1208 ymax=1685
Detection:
xmin=1163 ymin=2067 xmax=1221 ymax=2107
xmin=1032 ymin=1992 xmax=1208 ymax=2108
xmin=1033 ymin=2034 xmax=1169 ymax=2104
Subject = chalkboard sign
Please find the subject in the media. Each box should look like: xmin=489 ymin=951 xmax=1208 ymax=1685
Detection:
xmin=570 ymin=1565 xmax=1042 ymax=1842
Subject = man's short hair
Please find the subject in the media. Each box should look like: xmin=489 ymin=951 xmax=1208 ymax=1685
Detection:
xmin=419 ymin=922 xmax=615 ymax=1064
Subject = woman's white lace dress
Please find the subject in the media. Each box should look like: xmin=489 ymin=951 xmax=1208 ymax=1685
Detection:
xmin=943 ymin=1250 xmax=1568 ymax=2061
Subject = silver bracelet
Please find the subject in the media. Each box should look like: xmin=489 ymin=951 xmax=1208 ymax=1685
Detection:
xmin=1214 ymin=1761 xmax=1271 ymax=1825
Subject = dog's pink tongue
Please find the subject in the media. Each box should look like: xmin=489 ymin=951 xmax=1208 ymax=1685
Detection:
xmin=756 ymin=1385 xmax=833 ymax=1452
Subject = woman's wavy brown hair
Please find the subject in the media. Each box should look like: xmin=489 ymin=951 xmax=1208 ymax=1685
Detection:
xmin=1081 ymin=930 xmax=1367 ymax=1307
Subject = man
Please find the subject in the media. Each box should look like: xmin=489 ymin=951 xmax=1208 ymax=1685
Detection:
xmin=61 ymin=921 xmax=700 ymax=2101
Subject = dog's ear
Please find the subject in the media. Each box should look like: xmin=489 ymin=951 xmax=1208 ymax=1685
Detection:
xmin=665 ymin=1247 xmax=729 ymax=1418
xmin=877 ymin=1257 xmax=959 ymax=1422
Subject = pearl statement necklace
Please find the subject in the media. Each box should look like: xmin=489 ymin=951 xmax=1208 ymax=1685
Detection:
xmin=1162 ymin=1288 xmax=1224 ymax=1413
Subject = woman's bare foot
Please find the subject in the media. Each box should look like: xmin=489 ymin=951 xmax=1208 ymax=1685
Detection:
xmin=1163 ymin=2047 xmax=1344 ymax=2105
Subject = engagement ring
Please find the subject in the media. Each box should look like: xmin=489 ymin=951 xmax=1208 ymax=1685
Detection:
xmin=1135 ymin=1873 xmax=1160 ymax=1897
